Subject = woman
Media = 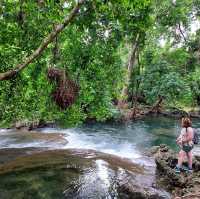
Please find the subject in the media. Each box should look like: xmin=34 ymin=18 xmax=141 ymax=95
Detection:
xmin=175 ymin=117 xmax=194 ymax=173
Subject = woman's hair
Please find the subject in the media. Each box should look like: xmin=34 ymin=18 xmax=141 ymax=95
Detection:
xmin=181 ymin=117 xmax=192 ymax=128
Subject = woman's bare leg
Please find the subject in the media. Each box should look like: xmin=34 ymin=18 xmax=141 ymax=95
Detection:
xmin=187 ymin=151 xmax=193 ymax=169
xmin=178 ymin=150 xmax=185 ymax=168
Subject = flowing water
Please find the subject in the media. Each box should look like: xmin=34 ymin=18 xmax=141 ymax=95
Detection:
xmin=1 ymin=116 xmax=199 ymax=161
xmin=0 ymin=116 xmax=200 ymax=198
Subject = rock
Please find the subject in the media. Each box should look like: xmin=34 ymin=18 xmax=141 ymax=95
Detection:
xmin=153 ymin=145 xmax=200 ymax=198
xmin=0 ymin=148 xmax=171 ymax=199
xmin=15 ymin=120 xmax=29 ymax=129
xmin=188 ymin=110 xmax=200 ymax=118
xmin=118 ymin=172 xmax=170 ymax=199
xmin=14 ymin=120 xmax=56 ymax=130
xmin=149 ymin=146 xmax=160 ymax=155
xmin=3 ymin=129 xmax=68 ymax=148
xmin=16 ymin=130 xmax=68 ymax=144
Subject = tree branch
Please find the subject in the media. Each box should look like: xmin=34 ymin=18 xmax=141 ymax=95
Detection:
xmin=0 ymin=0 xmax=86 ymax=81
xmin=178 ymin=23 xmax=187 ymax=43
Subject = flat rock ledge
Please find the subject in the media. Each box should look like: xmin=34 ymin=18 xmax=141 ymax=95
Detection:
xmin=0 ymin=148 xmax=170 ymax=199
xmin=151 ymin=144 xmax=200 ymax=199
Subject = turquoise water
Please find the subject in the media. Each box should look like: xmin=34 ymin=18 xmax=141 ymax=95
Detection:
xmin=62 ymin=116 xmax=200 ymax=159
xmin=0 ymin=116 xmax=199 ymax=161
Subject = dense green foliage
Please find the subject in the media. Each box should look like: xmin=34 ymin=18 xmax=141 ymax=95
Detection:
xmin=129 ymin=0 xmax=200 ymax=109
xmin=0 ymin=0 xmax=151 ymax=126
xmin=0 ymin=0 xmax=200 ymax=127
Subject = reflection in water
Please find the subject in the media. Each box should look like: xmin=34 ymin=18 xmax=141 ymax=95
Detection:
xmin=62 ymin=155 xmax=120 ymax=198
xmin=96 ymin=160 xmax=110 ymax=187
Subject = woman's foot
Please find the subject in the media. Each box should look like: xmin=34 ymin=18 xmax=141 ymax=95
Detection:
xmin=179 ymin=165 xmax=193 ymax=173
xmin=175 ymin=165 xmax=181 ymax=173
xmin=187 ymin=167 xmax=193 ymax=173
xmin=175 ymin=166 xmax=192 ymax=174
xmin=182 ymin=165 xmax=189 ymax=171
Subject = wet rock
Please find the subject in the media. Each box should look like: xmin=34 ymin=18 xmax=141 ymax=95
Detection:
xmin=148 ymin=146 xmax=160 ymax=155
xmin=14 ymin=120 xmax=56 ymax=130
xmin=188 ymin=110 xmax=200 ymax=118
xmin=118 ymin=172 xmax=170 ymax=199
xmin=0 ymin=129 xmax=68 ymax=148
xmin=0 ymin=147 xmax=47 ymax=165
xmin=16 ymin=130 xmax=68 ymax=144
xmin=159 ymin=107 xmax=188 ymax=118
xmin=153 ymin=144 xmax=200 ymax=198
xmin=0 ymin=148 xmax=171 ymax=199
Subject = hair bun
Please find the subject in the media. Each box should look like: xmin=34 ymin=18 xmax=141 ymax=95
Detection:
xmin=182 ymin=117 xmax=192 ymax=128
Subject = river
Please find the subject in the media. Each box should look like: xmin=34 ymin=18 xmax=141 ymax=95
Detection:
xmin=0 ymin=116 xmax=199 ymax=198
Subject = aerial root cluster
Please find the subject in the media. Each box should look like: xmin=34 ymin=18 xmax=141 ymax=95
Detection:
xmin=47 ymin=67 xmax=79 ymax=109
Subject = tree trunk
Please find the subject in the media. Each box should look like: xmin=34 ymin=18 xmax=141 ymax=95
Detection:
xmin=17 ymin=0 xmax=25 ymax=29
xmin=118 ymin=34 xmax=140 ymax=108
xmin=131 ymin=53 xmax=141 ymax=116
xmin=178 ymin=23 xmax=187 ymax=43
xmin=149 ymin=96 xmax=164 ymax=114
xmin=0 ymin=0 xmax=86 ymax=81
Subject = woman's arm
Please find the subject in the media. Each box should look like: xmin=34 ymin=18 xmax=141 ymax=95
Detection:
xmin=176 ymin=129 xmax=184 ymax=144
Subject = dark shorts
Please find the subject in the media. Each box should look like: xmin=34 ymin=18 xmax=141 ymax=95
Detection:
xmin=182 ymin=144 xmax=193 ymax=153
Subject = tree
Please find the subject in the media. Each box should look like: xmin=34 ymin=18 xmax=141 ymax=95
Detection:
xmin=0 ymin=0 xmax=86 ymax=81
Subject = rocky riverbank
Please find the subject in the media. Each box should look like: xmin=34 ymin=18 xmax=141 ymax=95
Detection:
xmin=1 ymin=106 xmax=199 ymax=131
xmin=118 ymin=106 xmax=200 ymax=122
xmin=151 ymin=144 xmax=200 ymax=199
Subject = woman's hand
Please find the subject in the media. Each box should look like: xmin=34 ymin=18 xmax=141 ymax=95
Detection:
xmin=176 ymin=138 xmax=182 ymax=145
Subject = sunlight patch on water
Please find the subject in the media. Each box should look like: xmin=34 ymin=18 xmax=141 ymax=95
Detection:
xmin=96 ymin=160 xmax=110 ymax=187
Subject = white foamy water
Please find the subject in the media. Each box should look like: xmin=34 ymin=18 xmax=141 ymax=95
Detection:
xmin=0 ymin=127 xmax=144 ymax=163
xmin=1 ymin=116 xmax=200 ymax=166
xmin=63 ymin=129 xmax=142 ymax=160
xmin=0 ymin=129 xmax=12 ymax=134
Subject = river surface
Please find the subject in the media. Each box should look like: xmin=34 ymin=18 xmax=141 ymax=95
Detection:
xmin=1 ymin=116 xmax=200 ymax=162
xmin=0 ymin=116 xmax=200 ymax=199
